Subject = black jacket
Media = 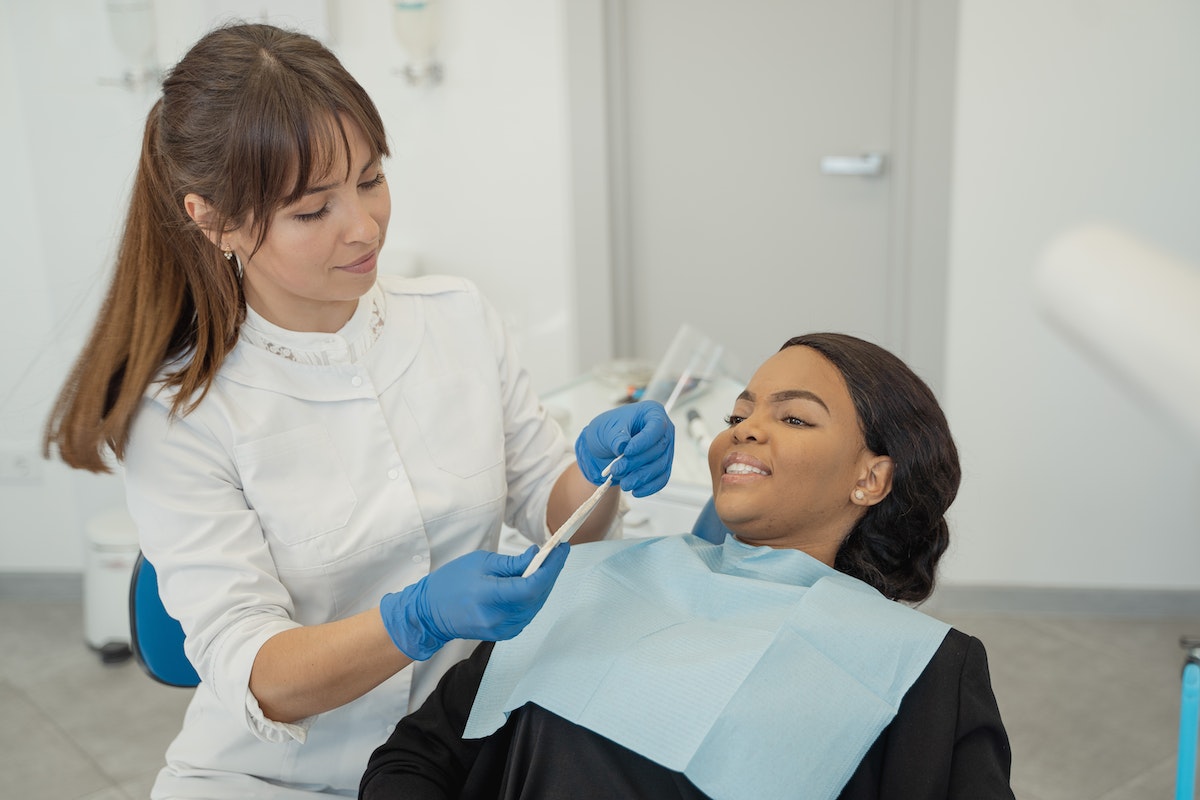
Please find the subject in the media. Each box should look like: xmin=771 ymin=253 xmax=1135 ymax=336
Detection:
xmin=360 ymin=629 xmax=1014 ymax=799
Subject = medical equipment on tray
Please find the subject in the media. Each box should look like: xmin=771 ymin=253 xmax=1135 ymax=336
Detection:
xmin=686 ymin=408 xmax=713 ymax=452
xmin=641 ymin=324 xmax=728 ymax=414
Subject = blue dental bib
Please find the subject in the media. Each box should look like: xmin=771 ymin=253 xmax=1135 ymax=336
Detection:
xmin=465 ymin=535 xmax=949 ymax=800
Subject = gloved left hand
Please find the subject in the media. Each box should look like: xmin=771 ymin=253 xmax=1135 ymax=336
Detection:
xmin=575 ymin=400 xmax=674 ymax=497
xmin=380 ymin=544 xmax=570 ymax=661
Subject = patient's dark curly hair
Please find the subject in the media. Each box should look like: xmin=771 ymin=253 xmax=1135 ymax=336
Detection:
xmin=781 ymin=334 xmax=960 ymax=603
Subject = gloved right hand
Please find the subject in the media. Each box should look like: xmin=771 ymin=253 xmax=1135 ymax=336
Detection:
xmin=379 ymin=544 xmax=570 ymax=661
xmin=575 ymin=400 xmax=674 ymax=497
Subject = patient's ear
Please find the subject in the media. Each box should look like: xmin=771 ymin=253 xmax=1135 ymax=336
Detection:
xmin=184 ymin=193 xmax=224 ymax=248
xmin=852 ymin=456 xmax=894 ymax=506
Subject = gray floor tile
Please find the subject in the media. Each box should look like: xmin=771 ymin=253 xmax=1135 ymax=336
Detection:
xmin=3 ymin=598 xmax=1196 ymax=800
xmin=0 ymin=680 xmax=114 ymax=799
xmin=1095 ymin=755 xmax=1189 ymax=800
xmin=21 ymin=656 xmax=191 ymax=784
xmin=942 ymin=612 xmax=1194 ymax=800
xmin=1 ymin=600 xmax=188 ymax=797
xmin=116 ymin=769 xmax=162 ymax=800
xmin=0 ymin=599 xmax=90 ymax=687
xmin=77 ymin=788 xmax=136 ymax=800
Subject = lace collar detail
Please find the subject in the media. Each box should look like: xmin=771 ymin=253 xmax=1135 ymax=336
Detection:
xmin=240 ymin=283 xmax=386 ymax=366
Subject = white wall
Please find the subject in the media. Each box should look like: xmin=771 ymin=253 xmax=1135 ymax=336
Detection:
xmin=6 ymin=0 xmax=1200 ymax=590
xmin=330 ymin=1 xmax=578 ymax=390
xmin=0 ymin=0 xmax=147 ymax=573
xmin=0 ymin=0 xmax=577 ymax=572
xmin=940 ymin=1 xmax=1200 ymax=590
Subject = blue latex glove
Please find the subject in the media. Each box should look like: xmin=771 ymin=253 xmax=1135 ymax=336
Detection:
xmin=380 ymin=544 xmax=570 ymax=661
xmin=575 ymin=400 xmax=675 ymax=497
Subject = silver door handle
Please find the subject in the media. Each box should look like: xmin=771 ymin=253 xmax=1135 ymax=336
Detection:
xmin=820 ymin=152 xmax=886 ymax=177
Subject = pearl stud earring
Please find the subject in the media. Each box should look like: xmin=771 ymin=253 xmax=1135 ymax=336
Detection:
xmin=854 ymin=489 xmax=865 ymax=501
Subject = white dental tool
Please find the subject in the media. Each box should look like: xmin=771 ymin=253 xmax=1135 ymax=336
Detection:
xmin=685 ymin=408 xmax=712 ymax=452
xmin=522 ymin=457 xmax=621 ymax=577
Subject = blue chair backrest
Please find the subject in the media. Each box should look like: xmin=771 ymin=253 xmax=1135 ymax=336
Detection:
xmin=129 ymin=552 xmax=200 ymax=688
xmin=690 ymin=497 xmax=733 ymax=544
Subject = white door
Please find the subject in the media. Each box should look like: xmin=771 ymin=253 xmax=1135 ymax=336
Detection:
xmin=580 ymin=0 xmax=956 ymax=385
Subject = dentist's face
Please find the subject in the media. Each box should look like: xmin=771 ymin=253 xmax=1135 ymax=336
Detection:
xmin=707 ymin=346 xmax=874 ymax=564
xmin=229 ymin=118 xmax=391 ymax=333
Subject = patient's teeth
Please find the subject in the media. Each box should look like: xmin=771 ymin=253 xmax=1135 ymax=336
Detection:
xmin=726 ymin=463 xmax=767 ymax=476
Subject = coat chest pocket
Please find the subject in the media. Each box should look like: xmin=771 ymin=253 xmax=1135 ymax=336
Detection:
xmin=234 ymin=424 xmax=358 ymax=546
xmin=404 ymin=370 xmax=504 ymax=478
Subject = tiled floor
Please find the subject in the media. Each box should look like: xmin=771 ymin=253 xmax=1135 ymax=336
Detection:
xmin=0 ymin=593 xmax=1196 ymax=799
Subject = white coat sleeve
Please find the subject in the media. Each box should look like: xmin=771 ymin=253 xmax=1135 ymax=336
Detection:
xmin=123 ymin=393 xmax=312 ymax=743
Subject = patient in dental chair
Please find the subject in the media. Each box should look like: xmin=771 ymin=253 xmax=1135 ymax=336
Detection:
xmin=359 ymin=333 xmax=1015 ymax=800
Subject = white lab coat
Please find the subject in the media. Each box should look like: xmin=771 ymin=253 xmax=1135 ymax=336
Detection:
xmin=123 ymin=275 xmax=577 ymax=798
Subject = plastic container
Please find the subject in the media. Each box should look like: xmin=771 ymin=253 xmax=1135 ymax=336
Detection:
xmin=83 ymin=507 xmax=139 ymax=663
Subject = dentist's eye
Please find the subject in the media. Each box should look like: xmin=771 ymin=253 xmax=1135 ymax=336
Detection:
xmin=296 ymin=204 xmax=331 ymax=222
xmin=360 ymin=172 xmax=386 ymax=190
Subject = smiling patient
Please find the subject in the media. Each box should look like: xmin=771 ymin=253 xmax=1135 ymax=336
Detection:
xmin=359 ymin=333 xmax=1015 ymax=800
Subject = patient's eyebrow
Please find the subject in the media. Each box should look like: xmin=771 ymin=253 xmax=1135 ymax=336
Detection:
xmin=771 ymin=389 xmax=829 ymax=412
xmin=737 ymin=388 xmax=830 ymax=413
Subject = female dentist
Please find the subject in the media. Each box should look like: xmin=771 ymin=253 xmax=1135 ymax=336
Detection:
xmin=43 ymin=22 xmax=673 ymax=799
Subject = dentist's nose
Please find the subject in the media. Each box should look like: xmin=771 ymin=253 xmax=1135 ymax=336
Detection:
xmin=346 ymin=198 xmax=382 ymax=245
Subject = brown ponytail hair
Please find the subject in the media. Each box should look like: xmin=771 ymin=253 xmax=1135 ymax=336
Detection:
xmin=44 ymin=23 xmax=388 ymax=472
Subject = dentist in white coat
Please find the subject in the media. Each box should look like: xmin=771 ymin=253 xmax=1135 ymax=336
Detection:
xmin=43 ymin=23 xmax=674 ymax=799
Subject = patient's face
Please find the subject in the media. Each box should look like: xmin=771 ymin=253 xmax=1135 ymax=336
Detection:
xmin=707 ymin=346 xmax=872 ymax=563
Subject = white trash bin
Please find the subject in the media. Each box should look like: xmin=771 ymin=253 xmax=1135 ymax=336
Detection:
xmin=84 ymin=507 xmax=139 ymax=663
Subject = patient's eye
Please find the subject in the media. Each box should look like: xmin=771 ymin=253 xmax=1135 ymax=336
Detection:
xmin=723 ymin=415 xmax=744 ymax=427
xmin=783 ymin=416 xmax=811 ymax=427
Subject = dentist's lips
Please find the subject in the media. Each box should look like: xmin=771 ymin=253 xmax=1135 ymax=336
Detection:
xmin=336 ymin=251 xmax=378 ymax=275
xmin=720 ymin=453 xmax=771 ymax=482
